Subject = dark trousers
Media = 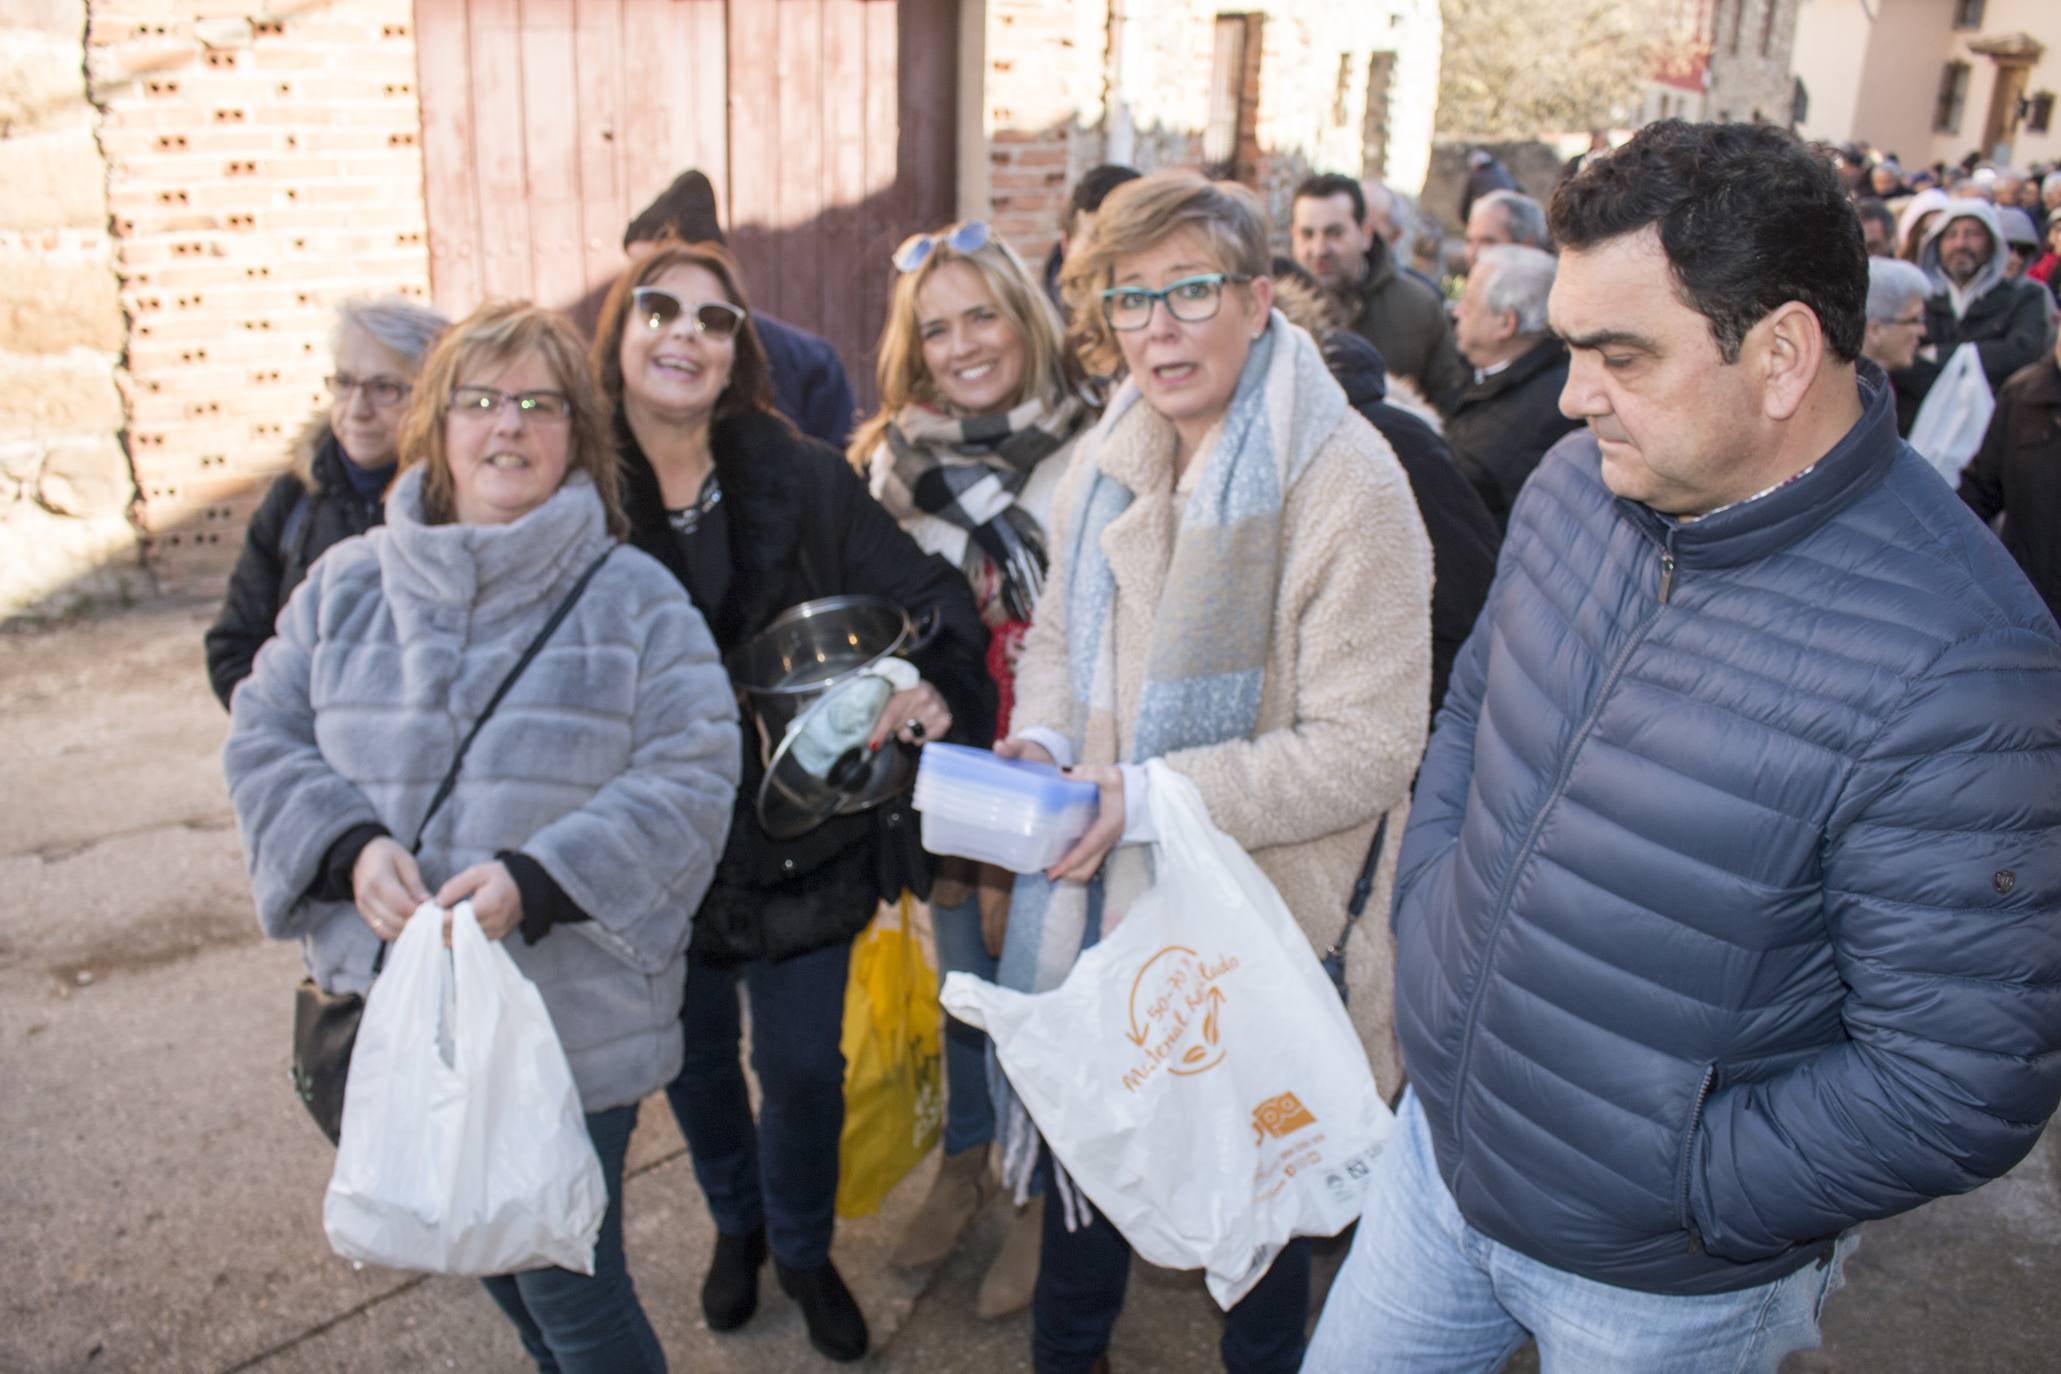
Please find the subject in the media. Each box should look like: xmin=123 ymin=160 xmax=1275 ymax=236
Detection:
xmin=1031 ymin=1159 xmax=1311 ymax=1374
xmin=664 ymin=938 xmax=853 ymax=1268
xmin=480 ymin=1103 xmax=666 ymax=1374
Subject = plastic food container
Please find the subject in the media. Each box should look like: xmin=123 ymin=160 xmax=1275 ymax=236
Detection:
xmin=913 ymin=743 xmax=1100 ymax=873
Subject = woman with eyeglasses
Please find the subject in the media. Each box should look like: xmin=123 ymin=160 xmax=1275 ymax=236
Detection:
xmin=996 ymin=169 xmax=1432 ymax=1374
xmin=593 ymin=240 xmax=994 ymax=1363
xmin=206 ymin=296 xmax=449 ymax=707
xmin=844 ymin=218 xmax=1094 ymax=1312
xmin=224 ymin=301 xmax=742 ymax=1373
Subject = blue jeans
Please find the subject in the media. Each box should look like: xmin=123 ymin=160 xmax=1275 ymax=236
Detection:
xmin=1303 ymin=1090 xmax=1856 ymax=1374
xmin=480 ymin=1103 xmax=666 ymax=1374
xmin=664 ymin=939 xmax=852 ymax=1268
xmin=1030 ymin=1153 xmax=1310 ymax=1374
xmin=930 ymin=893 xmax=997 ymax=1156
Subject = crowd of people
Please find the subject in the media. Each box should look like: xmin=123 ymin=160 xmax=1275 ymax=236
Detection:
xmin=213 ymin=115 xmax=2061 ymax=1374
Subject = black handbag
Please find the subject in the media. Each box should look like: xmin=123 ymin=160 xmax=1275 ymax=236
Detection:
xmin=288 ymin=548 xmax=613 ymax=1145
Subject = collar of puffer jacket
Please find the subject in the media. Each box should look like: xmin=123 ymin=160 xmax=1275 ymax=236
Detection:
xmin=1618 ymin=362 xmax=1900 ymax=571
xmin=375 ymin=465 xmax=612 ymax=625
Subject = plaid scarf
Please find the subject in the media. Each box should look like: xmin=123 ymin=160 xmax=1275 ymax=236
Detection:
xmin=871 ymin=393 xmax=1088 ymax=534
xmin=991 ymin=316 xmax=1347 ymax=1217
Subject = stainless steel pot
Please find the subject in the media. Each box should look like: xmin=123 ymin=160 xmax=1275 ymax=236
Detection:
xmin=726 ymin=595 xmax=938 ymax=839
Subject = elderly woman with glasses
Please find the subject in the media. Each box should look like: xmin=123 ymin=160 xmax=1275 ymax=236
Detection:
xmin=223 ymin=301 xmax=743 ymax=1373
xmin=593 ymin=240 xmax=993 ymax=1363
xmin=206 ymin=296 xmax=449 ymax=707
xmin=847 ymin=218 xmax=1096 ymax=1314
xmin=994 ymin=169 xmax=1432 ymax=1374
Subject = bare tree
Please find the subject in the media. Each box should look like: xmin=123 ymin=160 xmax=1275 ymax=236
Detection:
xmin=1439 ymin=0 xmax=1691 ymax=138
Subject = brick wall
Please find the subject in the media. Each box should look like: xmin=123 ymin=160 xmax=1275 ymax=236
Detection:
xmin=85 ymin=0 xmax=431 ymax=601
xmin=0 ymin=0 xmax=135 ymax=617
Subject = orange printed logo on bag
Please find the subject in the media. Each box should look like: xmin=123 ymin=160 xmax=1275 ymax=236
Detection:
xmin=1250 ymin=1091 xmax=1317 ymax=1145
xmin=1120 ymin=944 xmax=1241 ymax=1091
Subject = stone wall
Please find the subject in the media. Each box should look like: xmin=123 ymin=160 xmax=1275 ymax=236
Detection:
xmin=1704 ymin=0 xmax=1800 ymax=125
xmin=981 ymin=0 xmax=1437 ymax=267
xmin=0 ymin=0 xmax=136 ymax=617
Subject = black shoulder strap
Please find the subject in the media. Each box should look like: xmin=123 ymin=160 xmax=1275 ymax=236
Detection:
xmin=1327 ymin=813 xmax=1390 ymax=960
xmin=407 ymin=546 xmax=616 ymax=853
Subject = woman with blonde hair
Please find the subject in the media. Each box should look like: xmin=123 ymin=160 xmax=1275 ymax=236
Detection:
xmin=849 ymin=220 xmax=1096 ymax=1314
xmin=998 ymin=169 xmax=1432 ymax=1373
xmin=225 ymin=301 xmax=742 ymax=1372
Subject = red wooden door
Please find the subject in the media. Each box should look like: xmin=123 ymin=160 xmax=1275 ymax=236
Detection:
xmin=414 ymin=0 xmax=958 ymax=410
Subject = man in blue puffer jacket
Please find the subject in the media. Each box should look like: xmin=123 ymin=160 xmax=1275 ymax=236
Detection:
xmin=1307 ymin=119 xmax=2061 ymax=1373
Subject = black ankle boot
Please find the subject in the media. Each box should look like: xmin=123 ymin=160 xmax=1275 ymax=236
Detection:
xmin=702 ymin=1227 xmax=767 ymax=1331
xmin=775 ymin=1257 xmax=870 ymax=1362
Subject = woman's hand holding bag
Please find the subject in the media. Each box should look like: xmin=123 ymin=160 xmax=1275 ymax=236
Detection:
xmin=322 ymin=900 xmax=606 ymax=1276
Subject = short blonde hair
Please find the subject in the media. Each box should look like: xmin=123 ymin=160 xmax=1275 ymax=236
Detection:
xmin=848 ymin=226 xmax=1073 ymax=466
xmin=1059 ymin=169 xmax=1271 ymax=377
xmin=397 ymin=301 xmax=627 ymax=538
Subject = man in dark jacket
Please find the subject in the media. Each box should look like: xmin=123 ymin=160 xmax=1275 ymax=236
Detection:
xmin=1959 ymin=332 xmax=2061 ymax=627
xmin=1291 ymin=173 xmax=1467 ymax=412
xmin=565 ymin=170 xmax=857 ymax=447
xmin=1307 ymin=120 xmax=2061 ymax=1371
xmin=1318 ymin=328 xmax=1500 ymax=715
xmin=1890 ymin=199 xmax=2053 ymax=433
xmin=1447 ymin=244 xmax=1580 ymax=527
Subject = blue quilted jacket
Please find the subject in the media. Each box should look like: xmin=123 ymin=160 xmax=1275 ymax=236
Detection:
xmin=1391 ymin=370 xmax=2061 ymax=1296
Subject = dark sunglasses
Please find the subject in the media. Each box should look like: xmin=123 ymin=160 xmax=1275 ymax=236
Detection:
xmin=630 ymin=287 xmax=746 ymax=338
xmin=892 ymin=221 xmax=990 ymax=273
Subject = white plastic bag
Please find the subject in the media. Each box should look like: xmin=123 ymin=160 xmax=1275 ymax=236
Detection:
xmin=323 ymin=900 xmax=607 ymax=1276
xmin=942 ymin=763 xmax=1394 ymax=1308
xmin=1908 ymin=342 xmax=1995 ymax=484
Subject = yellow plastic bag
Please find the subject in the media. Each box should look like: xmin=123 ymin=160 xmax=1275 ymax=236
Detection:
xmin=835 ymin=895 xmax=944 ymax=1217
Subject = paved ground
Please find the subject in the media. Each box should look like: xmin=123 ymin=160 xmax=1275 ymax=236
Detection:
xmin=2 ymin=599 xmax=2057 ymax=1374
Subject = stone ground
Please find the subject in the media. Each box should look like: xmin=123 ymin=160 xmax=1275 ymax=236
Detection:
xmin=2 ymin=599 xmax=2056 ymax=1374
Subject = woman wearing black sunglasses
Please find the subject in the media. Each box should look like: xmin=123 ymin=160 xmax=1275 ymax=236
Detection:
xmin=592 ymin=240 xmax=994 ymax=1363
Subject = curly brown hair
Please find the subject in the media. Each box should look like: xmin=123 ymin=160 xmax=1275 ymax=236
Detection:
xmin=396 ymin=300 xmax=627 ymax=538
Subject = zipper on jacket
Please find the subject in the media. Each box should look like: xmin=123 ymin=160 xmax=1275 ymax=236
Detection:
xmin=1676 ymin=1062 xmax=1718 ymax=1251
xmin=1448 ymin=534 xmax=1675 ymax=1168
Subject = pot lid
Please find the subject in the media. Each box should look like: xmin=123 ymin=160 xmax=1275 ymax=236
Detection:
xmin=757 ymin=671 xmax=919 ymax=839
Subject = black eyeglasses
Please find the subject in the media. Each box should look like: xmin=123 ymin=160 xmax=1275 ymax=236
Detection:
xmin=326 ymin=374 xmax=411 ymax=407
xmin=631 ymin=287 xmax=746 ymax=339
xmin=893 ymin=221 xmax=990 ymax=273
xmin=1099 ymin=273 xmax=1252 ymax=331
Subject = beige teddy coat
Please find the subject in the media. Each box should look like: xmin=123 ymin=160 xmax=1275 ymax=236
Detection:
xmin=1008 ymin=383 xmax=1433 ymax=1095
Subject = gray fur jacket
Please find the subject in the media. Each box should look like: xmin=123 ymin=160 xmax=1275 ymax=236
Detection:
xmin=223 ymin=466 xmax=740 ymax=1112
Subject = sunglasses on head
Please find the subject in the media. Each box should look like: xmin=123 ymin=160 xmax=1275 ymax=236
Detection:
xmin=892 ymin=221 xmax=990 ymax=273
xmin=631 ymin=287 xmax=746 ymax=338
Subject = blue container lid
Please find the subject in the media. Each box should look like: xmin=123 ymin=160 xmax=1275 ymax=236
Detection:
xmin=917 ymin=742 xmax=1100 ymax=810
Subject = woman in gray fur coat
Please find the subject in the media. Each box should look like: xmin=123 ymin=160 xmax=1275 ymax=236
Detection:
xmin=224 ymin=302 xmax=741 ymax=1374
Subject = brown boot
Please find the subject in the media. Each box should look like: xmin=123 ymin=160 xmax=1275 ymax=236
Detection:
xmin=890 ymin=1144 xmax=993 ymax=1270
xmin=975 ymin=1193 xmax=1044 ymax=1320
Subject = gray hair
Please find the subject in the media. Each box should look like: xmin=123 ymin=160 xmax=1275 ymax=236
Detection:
xmin=1476 ymin=189 xmax=1550 ymax=250
xmin=332 ymin=296 xmax=450 ymax=368
xmin=2045 ymin=172 xmax=2061 ymax=196
xmin=1866 ymin=257 xmax=1932 ymax=322
xmin=1474 ymin=244 xmax=1556 ymax=336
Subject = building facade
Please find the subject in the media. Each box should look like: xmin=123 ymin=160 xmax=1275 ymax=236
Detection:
xmin=1794 ymin=0 xmax=2059 ymax=169
xmin=1 ymin=0 xmax=1440 ymax=617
